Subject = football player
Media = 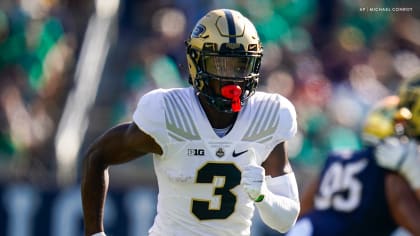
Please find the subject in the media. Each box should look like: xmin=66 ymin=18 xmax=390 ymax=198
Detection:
xmin=81 ymin=9 xmax=300 ymax=236
xmin=375 ymin=75 xmax=420 ymax=201
xmin=286 ymin=96 xmax=420 ymax=236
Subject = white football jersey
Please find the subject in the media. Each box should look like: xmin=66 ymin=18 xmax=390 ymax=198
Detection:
xmin=133 ymin=87 xmax=297 ymax=236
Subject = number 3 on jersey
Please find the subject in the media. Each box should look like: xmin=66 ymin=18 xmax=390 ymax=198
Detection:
xmin=192 ymin=163 xmax=241 ymax=220
xmin=315 ymin=159 xmax=368 ymax=212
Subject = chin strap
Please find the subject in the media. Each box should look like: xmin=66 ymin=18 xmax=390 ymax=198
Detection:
xmin=221 ymin=85 xmax=242 ymax=112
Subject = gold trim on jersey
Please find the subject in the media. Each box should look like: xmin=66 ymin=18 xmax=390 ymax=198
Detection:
xmin=164 ymin=91 xmax=201 ymax=141
xmin=242 ymin=96 xmax=280 ymax=142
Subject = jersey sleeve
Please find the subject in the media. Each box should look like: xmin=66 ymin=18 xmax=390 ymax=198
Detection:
xmin=273 ymin=95 xmax=297 ymax=144
xmin=132 ymin=89 xmax=169 ymax=155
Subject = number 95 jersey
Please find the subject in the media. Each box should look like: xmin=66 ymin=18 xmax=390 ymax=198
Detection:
xmin=301 ymin=147 xmax=397 ymax=236
xmin=133 ymin=87 xmax=297 ymax=236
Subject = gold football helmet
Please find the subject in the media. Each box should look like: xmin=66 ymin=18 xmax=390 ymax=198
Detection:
xmin=398 ymin=74 xmax=420 ymax=140
xmin=362 ymin=96 xmax=412 ymax=144
xmin=185 ymin=9 xmax=263 ymax=112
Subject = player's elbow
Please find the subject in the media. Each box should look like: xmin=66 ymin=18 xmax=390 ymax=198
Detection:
xmin=82 ymin=146 xmax=109 ymax=175
xmin=258 ymin=198 xmax=300 ymax=233
xmin=277 ymin=200 xmax=300 ymax=233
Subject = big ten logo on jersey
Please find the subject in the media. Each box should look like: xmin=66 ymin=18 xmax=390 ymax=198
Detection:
xmin=188 ymin=149 xmax=205 ymax=156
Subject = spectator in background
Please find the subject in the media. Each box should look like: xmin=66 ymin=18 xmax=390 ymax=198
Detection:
xmin=0 ymin=0 xmax=77 ymax=182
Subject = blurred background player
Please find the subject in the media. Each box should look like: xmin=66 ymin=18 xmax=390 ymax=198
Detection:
xmin=286 ymin=94 xmax=420 ymax=236
xmin=375 ymin=75 xmax=420 ymax=202
xmin=81 ymin=9 xmax=300 ymax=236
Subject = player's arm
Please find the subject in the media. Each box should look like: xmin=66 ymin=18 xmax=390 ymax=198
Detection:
xmin=298 ymin=177 xmax=319 ymax=217
xmin=385 ymin=172 xmax=420 ymax=235
xmin=242 ymin=142 xmax=300 ymax=233
xmin=81 ymin=122 xmax=162 ymax=236
xmin=262 ymin=141 xmax=290 ymax=177
xmin=416 ymin=189 xmax=420 ymax=202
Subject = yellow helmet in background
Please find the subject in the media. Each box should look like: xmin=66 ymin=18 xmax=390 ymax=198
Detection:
xmin=398 ymin=74 xmax=420 ymax=139
xmin=185 ymin=9 xmax=263 ymax=112
xmin=362 ymin=96 xmax=412 ymax=144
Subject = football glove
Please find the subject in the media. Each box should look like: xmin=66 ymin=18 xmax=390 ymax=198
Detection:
xmin=375 ymin=137 xmax=420 ymax=189
xmin=241 ymin=164 xmax=267 ymax=202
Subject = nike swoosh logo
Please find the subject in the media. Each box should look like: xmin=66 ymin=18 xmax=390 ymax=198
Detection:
xmin=232 ymin=150 xmax=248 ymax=157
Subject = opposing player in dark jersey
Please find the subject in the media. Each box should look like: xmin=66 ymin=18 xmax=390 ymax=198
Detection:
xmin=286 ymin=96 xmax=420 ymax=236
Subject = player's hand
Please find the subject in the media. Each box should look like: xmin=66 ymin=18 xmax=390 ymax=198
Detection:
xmin=375 ymin=137 xmax=420 ymax=189
xmin=241 ymin=164 xmax=266 ymax=202
xmin=374 ymin=137 xmax=416 ymax=171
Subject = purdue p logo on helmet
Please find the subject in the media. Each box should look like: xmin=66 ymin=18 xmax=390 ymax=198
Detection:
xmin=185 ymin=9 xmax=263 ymax=113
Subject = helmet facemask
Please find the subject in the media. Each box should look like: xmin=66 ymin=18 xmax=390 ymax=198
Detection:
xmin=189 ymin=43 xmax=261 ymax=113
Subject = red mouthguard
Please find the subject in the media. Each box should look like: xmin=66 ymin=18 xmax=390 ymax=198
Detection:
xmin=221 ymin=85 xmax=242 ymax=112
